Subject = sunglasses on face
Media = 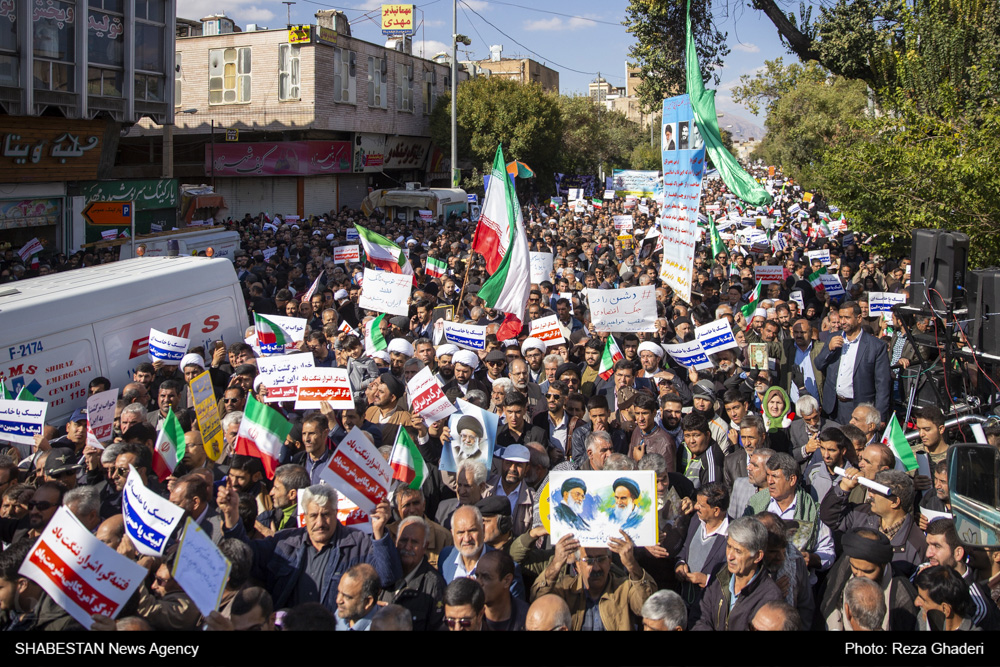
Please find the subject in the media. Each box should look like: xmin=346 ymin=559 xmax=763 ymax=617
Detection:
xmin=444 ymin=617 xmax=475 ymax=628
xmin=28 ymin=500 xmax=56 ymax=511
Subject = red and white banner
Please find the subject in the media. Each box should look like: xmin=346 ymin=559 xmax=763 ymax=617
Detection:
xmin=321 ymin=426 xmax=392 ymax=513
xmin=256 ymin=353 xmax=315 ymax=402
xmin=294 ymin=367 xmax=354 ymax=410
xmin=85 ymin=388 xmax=118 ymax=446
xmin=333 ymin=245 xmax=360 ymax=264
xmin=753 ymin=265 xmax=786 ymax=284
xmin=529 ymin=314 xmax=565 ymax=346
xmin=19 ymin=507 xmax=146 ymax=629
xmin=17 ymin=237 xmax=43 ymax=261
xmin=407 ymin=366 xmax=456 ymax=423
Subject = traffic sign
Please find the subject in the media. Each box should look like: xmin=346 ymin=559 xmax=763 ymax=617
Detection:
xmin=83 ymin=201 xmax=134 ymax=226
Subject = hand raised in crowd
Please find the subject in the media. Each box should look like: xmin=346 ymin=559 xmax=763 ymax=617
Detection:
xmin=608 ymin=529 xmax=642 ymax=578
xmin=211 ymin=344 xmax=227 ymax=367
xmin=411 ymin=412 xmax=429 ymax=439
xmin=217 ymin=477 xmax=240 ymax=528
xmin=839 ymin=465 xmax=861 ymax=491
xmin=543 ymin=533 xmax=581 ymax=585
xmin=370 ymin=499 xmax=392 ymax=540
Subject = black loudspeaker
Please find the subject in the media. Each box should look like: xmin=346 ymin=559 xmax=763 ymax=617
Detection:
xmin=966 ymin=268 xmax=1000 ymax=356
xmin=909 ymin=229 xmax=969 ymax=311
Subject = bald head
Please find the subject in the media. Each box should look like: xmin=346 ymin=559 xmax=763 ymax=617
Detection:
xmin=96 ymin=515 xmax=126 ymax=550
xmin=525 ymin=594 xmax=572 ymax=631
xmin=750 ymin=600 xmax=801 ymax=631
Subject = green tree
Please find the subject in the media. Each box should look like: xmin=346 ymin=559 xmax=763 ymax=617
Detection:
xmin=557 ymin=96 xmax=644 ymax=176
xmin=430 ymin=77 xmax=563 ymax=194
xmin=624 ymin=0 xmax=730 ymax=112
xmin=731 ymin=58 xmax=828 ymax=117
xmin=739 ymin=61 xmax=867 ymax=190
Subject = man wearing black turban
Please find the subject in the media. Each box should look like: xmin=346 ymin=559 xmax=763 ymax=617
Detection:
xmin=609 ymin=477 xmax=644 ymax=530
xmin=554 ymin=478 xmax=590 ymax=531
xmin=817 ymin=527 xmax=919 ymax=630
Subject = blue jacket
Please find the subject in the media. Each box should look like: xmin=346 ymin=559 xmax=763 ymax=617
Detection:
xmin=225 ymin=519 xmax=402 ymax=614
xmin=814 ymin=329 xmax=891 ymax=422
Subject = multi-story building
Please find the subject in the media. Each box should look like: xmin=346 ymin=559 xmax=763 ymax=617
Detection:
xmin=590 ymin=67 xmax=657 ymax=130
xmin=473 ymin=46 xmax=558 ymax=93
xmin=118 ymin=10 xmax=461 ymax=220
xmin=0 ymin=0 xmax=176 ymax=253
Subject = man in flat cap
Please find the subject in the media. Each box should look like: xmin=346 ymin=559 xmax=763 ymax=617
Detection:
xmin=609 ymin=477 xmax=644 ymax=530
xmin=554 ymin=478 xmax=590 ymax=531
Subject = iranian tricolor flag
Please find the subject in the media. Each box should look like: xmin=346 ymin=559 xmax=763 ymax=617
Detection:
xmin=366 ymin=313 xmax=388 ymax=353
xmin=598 ymin=336 xmax=625 ymax=381
xmin=152 ymin=408 xmax=186 ymax=482
xmin=388 ymin=425 xmax=427 ymax=489
xmin=355 ymin=224 xmax=415 ymax=279
xmin=475 ymin=145 xmax=531 ymax=320
xmin=338 ymin=320 xmax=359 ymax=338
xmin=426 ymin=256 xmax=447 ymax=279
xmin=809 ymin=267 xmax=827 ymax=291
xmin=881 ymin=414 xmax=919 ymax=472
xmin=739 ymin=280 xmax=764 ymax=321
xmin=0 ymin=383 xmax=10 ymax=400
xmin=591 ymin=198 xmax=604 ymax=209
xmin=254 ymin=312 xmax=295 ymax=355
xmin=234 ymin=395 xmax=293 ymax=479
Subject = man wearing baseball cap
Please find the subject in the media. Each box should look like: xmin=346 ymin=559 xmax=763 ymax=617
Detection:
xmin=483 ymin=444 xmax=536 ymax=537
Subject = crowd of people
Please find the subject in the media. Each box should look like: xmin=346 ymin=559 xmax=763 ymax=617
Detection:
xmin=2 ymin=162 xmax=1000 ymax=635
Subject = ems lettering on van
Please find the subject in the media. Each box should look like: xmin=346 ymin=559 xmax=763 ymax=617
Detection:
xmin=0 ymin=257 xmax=248 ymax=424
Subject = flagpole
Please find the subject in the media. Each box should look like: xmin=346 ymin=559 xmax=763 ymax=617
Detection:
xmin=455 ymin=221 xmax=481 ymax=317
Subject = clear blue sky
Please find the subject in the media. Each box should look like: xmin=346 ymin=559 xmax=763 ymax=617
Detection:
xmin=179 ymin=0 xmax=792 ymax=125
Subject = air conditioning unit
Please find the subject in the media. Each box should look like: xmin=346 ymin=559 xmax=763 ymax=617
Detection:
xmin=380 ymin=59 xmax=388 ymax=76
xmin=405 ymin=182 xmax=421 ymax=191
xmin=349 ymin=52 xmax=356 ymax=76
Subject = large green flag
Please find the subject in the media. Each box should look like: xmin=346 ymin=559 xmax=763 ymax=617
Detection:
xmin=685 ymin=0 xmax=772 ymax=207
xmin=708 ymin=215 xmax=726 ymax=260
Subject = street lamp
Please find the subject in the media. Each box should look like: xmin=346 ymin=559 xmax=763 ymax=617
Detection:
xmin=451 ymin=0 xmax=471 ymax=188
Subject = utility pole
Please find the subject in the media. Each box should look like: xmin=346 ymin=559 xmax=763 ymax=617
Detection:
xmin=451 ymin=0 xmax=458 ymax=188
xmin=282 ymin=1 xmax=295 ymax=28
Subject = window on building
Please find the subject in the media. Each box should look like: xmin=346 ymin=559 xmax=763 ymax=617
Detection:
xmin=174 ymin=51 xmax=182 ymax=106
xmin=395 ymin=62 xmax=413 ymax=112
xmin=278 ymin=43 xmax=299 ymax=100
xmin=133 ymin=0 xmax=166 ymax=101
xmin=0 ymin=0 xmax=18 ymax=86
xmin=87 ymin=5 xmax=124 ymax=98
xmin=423 ymin=78 xmax=432 ymax=115
xmin=210 ymin=46 xmax=251 ymax=104
xmin=333 ymin=47 xmax=356 ymax=104
xmin=367 ymin=56 xmax=386 ymax=108
xmin=33 ymin=0 xmax=76 ymax=92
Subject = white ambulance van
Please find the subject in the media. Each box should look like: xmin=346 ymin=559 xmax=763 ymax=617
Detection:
xmin=0 ymin=256 xmax=248 ymax=425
